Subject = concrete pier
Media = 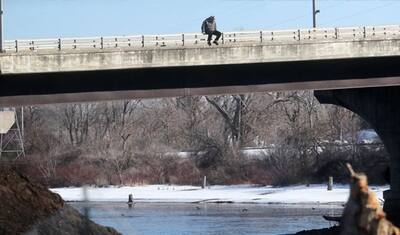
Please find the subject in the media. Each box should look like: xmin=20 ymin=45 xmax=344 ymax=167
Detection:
xmin=315 ymin=86 xmax=400 ymax=225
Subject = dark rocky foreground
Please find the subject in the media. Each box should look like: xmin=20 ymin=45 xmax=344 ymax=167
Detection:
xmin=294 ymin=226 xmax=340 ymax=235
xmin=0 ymin=165 xmax=120 ymax=235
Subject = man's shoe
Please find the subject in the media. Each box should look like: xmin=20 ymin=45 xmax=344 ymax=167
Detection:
xmin=207 ymin=41 xmax=212 ymax=46
xmin=213 ymin=41 xmax=219 ymax=45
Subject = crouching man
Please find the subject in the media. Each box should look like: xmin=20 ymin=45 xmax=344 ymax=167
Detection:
xmin=201 ymin=16 xmax=222 ymax=46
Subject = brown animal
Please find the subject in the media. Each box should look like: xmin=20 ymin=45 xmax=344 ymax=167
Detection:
xmin=340 ymin=164 xmax=400 ymax=235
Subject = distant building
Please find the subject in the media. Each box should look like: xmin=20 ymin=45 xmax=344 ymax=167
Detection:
xmin=356 ymin=129 xmax=381 ymax=144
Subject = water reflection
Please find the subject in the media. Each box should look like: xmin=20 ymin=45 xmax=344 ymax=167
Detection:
xmin=71 ymin=202 xmax=342 ymax=235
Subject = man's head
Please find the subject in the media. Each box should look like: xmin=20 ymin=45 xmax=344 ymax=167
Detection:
xmin=209 ymin=16 xmax=215 ymax=21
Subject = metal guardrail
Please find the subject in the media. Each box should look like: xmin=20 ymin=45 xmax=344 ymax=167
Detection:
xmin=3 ymin=25 xmax=400 ymax=53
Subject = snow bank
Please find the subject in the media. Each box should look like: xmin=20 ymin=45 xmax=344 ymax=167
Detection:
xmin=51 ymin=184 xmax=388 ymax=204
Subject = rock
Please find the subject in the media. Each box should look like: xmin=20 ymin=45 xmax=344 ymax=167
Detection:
xmin=0 ymin=165 xmax=120 ymax=235
xmin=25 ymin=205 xmax=120 ymax=235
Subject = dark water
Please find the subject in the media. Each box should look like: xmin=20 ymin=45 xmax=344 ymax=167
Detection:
xmin=70 ymin=202 xmax=342 ymax=235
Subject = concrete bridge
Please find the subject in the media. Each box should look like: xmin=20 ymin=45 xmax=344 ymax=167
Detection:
xmin=1 ymin=25 xmax=400 ymax=105
xmin=1 ymin=24 xmax=400 ymax=224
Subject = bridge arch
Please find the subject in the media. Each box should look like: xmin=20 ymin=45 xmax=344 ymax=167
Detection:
xmin=315 ymin=86 xmax=400 ymax=225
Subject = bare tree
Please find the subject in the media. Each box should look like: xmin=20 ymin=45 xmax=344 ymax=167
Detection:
xmin=59 ymin=104 xmax=95 ymax=146
xmin=17 ymin=89 xmax=372 ymax=187
xmin=205 ymin=94 xmax=253 ymax=150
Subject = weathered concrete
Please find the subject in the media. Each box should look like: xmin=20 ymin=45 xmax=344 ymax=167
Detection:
xmin=1 ymin=39 xmax=400 ymax=74
xmin=0 ymin=110 xmax=14 ymax=133
xmin=315 ymin=86 xmax=400 ymax=226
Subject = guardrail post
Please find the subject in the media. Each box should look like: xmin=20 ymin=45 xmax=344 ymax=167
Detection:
xmin=128 ymin=38 xmax=131 ymax=47
xmin=115 ymin=38 xmax=118 ymax=48
xmin=31 ymin=41 xmax=34 ymax=51
xmin=73 ymin=39 xmax=77 ymax=49
xmin=162 ymin=37 xmax=166 ymax=47
xmin=297 ymin=29 xmax=301 ymax=41
xmin=194 ymin=34 xmax=198 ymax=44
xmin=58 ymin=38 xmax=61 ymax=51
xmin=260 ymin=31 xmax=263 ymax=43
xmin=100 ymin=37 xmax=104 ymax=49
xmin=141 ymin=35 xmax=144 ymax=47
xmin=271 ymin=31 xmax=274 ymax=41
xmin=335 ymin=28 xmax=338 ymax=39
xmin=363 ymin=26 xmax=366 ymax=38
xmin=15 ymin=40 xmax=18 ymax=52
xmin=182 ymin=34 xmax=185 ymax=46
xmin=222 ymin=33 xmax=224 ymax=44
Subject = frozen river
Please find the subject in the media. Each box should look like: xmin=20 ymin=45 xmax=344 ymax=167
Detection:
xmin=71 ymin=202 xmax=342 ymax=235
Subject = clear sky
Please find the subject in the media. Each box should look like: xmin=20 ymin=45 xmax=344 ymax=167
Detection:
xmin=5 ymin=0 xmax=400 ymax=39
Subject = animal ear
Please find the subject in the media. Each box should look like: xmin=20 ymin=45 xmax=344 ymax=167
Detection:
xmin=346 ymin=163 xmax=355 ymax=177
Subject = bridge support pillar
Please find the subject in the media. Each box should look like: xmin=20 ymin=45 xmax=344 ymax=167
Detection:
xmin=314 ymin=86 xmax=400 ymax=226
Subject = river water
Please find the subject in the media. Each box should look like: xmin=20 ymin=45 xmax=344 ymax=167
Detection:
xmin=71 ymin=202 xmax=342 ymax=235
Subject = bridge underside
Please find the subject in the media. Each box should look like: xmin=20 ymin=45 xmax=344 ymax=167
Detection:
xmin=315 ymin=86 xmax=400 ymax=226
xmin=1 ymin=55 xmax=400 ymax=107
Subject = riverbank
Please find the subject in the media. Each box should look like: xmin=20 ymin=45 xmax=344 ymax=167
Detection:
xmin=51 ymin=184 xmax=388 ymax=204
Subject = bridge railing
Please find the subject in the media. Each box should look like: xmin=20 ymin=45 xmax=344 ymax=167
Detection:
xmin=4 ymin=25 xmax=400 ymax=52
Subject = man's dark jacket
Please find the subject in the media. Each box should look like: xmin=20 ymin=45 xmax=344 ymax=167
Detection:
xmin=202 ymin=17 xmax=217 ymax=33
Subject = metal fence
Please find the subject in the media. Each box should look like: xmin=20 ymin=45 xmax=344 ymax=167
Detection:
xmin=4 ymin=25 xmax=400 ymax=53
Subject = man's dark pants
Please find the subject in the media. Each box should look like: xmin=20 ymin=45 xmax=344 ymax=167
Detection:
xmin=206 ymin=30 xmax=222 ymax=43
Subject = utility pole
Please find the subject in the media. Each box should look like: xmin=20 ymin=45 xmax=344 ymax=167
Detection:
xmin=0 ymin=0 xmax=3 ymax=52
xmin=312 ymin=0 xmax=320 ymax=28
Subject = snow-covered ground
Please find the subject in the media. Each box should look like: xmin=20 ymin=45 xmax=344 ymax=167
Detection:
xmin=51 ymin=184 xmax=389 ymax=204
